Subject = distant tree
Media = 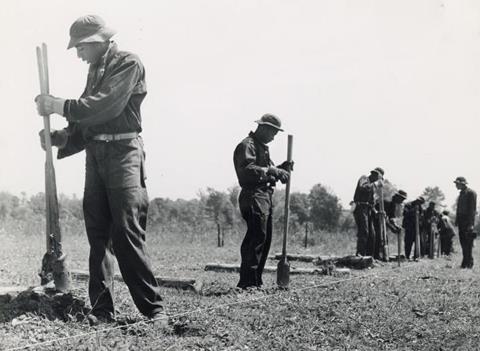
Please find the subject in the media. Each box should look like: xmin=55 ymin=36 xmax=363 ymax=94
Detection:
xmin=382 ymin=179 xmax=398 ymax=200
xmin=227 ymin=185 xmax=240 ymax=210
xmin=289 ymin=192 xmax=311 ymax=247
xmin=0 ymin=192 xmax=20 ymax=219
xmin=290 ymin=192 xmax=310 ymax=226
xmin=421 ymin=186 xmax=446 ymax=206
xmin=308 ymin=184 xmax=342 ymax=231
xmin=205 ymin=188 xmax=234 ymax=246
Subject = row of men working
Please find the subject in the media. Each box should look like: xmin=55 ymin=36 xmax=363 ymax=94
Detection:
xmin=353 ymin=169 xmax=477 ymax=269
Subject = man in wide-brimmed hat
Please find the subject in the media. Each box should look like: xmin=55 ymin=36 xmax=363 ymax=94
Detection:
xmin=35 ymin=15 xmax=166 ymax=326
xmin=352 ymin=167 xmax=385 ymax=257
xmin=454 ymin=177 xmax=477 ymax=268
xmin=233 ymin=114 xmax=293 ymax=289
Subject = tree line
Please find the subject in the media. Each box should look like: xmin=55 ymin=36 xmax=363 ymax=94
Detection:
xmin=0 ymin=184 xmax=347 ymax=244
xmin=1 ymin=184 xmax=467 ymax=245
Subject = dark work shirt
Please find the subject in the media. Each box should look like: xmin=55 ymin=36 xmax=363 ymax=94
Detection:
xmin=402 ymin=201 xmax=424 ymax=229
xmin=58 ymin=42 xmax=146 ymax=159
xmin=382 ymin=200 xmax=399 ymax=220
xmin=456 ymin=187 xmax=477 ymax=227
xmin=353 ymin=175 xmax=375 ymax=204
xmin=233 ymin=132 xmax=274 ymax=189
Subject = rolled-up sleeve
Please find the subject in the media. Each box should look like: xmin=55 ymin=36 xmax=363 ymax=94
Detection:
xmin=64 ymin=57 xmax=142 ymax=127
xmin=234 ymin=142 xmax=268 ymax=186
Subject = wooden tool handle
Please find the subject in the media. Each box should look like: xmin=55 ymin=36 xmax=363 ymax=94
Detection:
xmin=281 ymin=135 xmax=293 ymax=257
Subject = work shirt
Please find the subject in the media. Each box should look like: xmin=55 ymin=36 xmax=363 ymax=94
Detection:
xmin=58 ymin=42 xmax=146 ymax=159
xmin=375 ymin=199 xmax=402 ymax=232
xmin=456 ymin=187 xmax=477 ymax=227
xmin=382 ymin=200 xmax=399 ymax=219
xmin=402 ymin=201 xmax=424 ymax=229
xmin=233 ymin=132 xmax=274 ymax=190
xmin=353 ymin=175 xmax=375 ymax=204
xmin=439 ymin=214 xmax=456 ymax=238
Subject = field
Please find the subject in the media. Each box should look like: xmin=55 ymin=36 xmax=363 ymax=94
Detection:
xmin=1 ymin=221 xmax=480 ymax=351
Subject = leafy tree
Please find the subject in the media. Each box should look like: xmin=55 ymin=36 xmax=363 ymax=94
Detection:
xmin=205 ymin=188 xmax=234 ymax=246
xmin=308 ymin=184 xmax=342 ymax=231
xmin=289 ymin=192 xmax=311 ymax=247
xmin=421 ymin=186 xmax=446 ymax=206
xmin=289 ymin=192 xmax=310 ymax=226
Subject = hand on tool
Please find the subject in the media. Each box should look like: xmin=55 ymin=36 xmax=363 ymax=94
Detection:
xmin=35 ymin=94 xmax=66 ymax=116
xmin=278 ymin=160 xmax=294 ymax=172
xmin=267 ymin=166 xmax=289 ymax=184
xmin=39 ymin=129 xmax=68 ymax=150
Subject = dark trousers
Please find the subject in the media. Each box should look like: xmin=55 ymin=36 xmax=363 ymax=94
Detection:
xmin=354 ymin=205 xmax=375 ymax=256
xmin=404 ymin=226 xmax=415 ymax=259
xmin=458 ymin=224 xmax=474 ymax=268
xmin=83 ymin=138 xmax=163 ymax=318
xmin=237 ymin=189 xmax=273 ymax=288
xmin=440 ymin=233 xmax=453 ymax=255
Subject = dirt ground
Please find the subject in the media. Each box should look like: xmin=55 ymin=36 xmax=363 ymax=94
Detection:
xmin=1 ymin=230 xmax=479 ymax=350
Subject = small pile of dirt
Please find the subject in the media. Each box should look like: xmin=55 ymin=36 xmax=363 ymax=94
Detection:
xmin=0 ymin=287 xmax=89 ymax=322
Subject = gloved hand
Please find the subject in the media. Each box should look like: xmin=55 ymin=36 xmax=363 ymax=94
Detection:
xmin=39 ymin=129 xmax=68 ymax=150
xmin=35 ymin=94 xmax=66 ymax=116
xmin=267 ymin=166 xmax=289 ymax=184
xmin=278 ymin=160 xmax=294 ymax=172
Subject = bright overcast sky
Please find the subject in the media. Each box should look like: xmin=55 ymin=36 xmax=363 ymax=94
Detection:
xmin=1 ymin=0 xmax=479 ymax=208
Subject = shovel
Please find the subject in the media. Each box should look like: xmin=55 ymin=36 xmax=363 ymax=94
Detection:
xmin=277 ymin=134 xmax=293 ymax=288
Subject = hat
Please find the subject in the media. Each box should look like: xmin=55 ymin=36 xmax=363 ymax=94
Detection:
xmin=255 ymin=114 xmax=284 ymax=131
xmin=416 ymin=196 xmax=425 ymax=203
xmin=454 ymin=176 xmax=468 ymax=185
xmin=67 ymin=15 xmax=116 ymax=49
xmin=371 ymin=167 xmax=385 ymax=177
xmin=394 ymin=190 xmax=407 ymax=200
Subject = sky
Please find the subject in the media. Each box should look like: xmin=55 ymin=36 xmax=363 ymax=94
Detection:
xmin=0 ymin=0 xmax=479 ymax=208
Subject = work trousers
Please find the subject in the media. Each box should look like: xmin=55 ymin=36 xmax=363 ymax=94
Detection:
xmin=83 ymin=137 xmax=163 ymax=318
xmin=458 ymin=223 xmax=474 ymax=268
xmin=440 ymin=232 xmax=454 ymax=256
xmin=353 ymin=205 xmax=375 ymax=256
xmin=404 ymin=225 xmax=416 ymax=259
xmin=237 ymin=189 xmax=273 ymax=288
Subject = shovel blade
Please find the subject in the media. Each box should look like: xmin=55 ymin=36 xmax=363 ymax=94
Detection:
xmin=276 ymin=258 xmax=290 ymax=288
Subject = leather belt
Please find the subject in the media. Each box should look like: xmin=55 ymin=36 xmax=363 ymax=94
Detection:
xmin=92 ymin=132 xmax=138 ymax=142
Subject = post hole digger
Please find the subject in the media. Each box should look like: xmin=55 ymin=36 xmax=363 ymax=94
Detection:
xmin=377 ymin=185 xmax=389 ymax=262
xmin=36 ymin=43 xmax=70 ymax=292
xmin=277 ymin=135 xmax=293 ymax=288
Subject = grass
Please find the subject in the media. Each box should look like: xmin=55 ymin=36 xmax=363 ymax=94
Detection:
xmin=1 ymin=219 xmax=479 ymax=350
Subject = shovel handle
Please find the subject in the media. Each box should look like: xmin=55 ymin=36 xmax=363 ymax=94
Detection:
xmin=281 ymin=135 xmax=293 ymax=257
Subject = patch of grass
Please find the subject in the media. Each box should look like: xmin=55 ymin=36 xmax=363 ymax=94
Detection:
xmin=1 ymin=219 xmax=479 ymax=350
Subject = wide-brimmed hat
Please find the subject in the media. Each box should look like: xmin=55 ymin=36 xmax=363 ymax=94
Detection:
xmin=454 ymin=176 xmax=468 ymax=185
xmin=67 ymin=15 xmax=116 ymax=49
xmin=416 ymin=196 xmax=426 ymax=203
xmin=394 ymin=189 xmax=407 ymax=200
xmin=255 ymin=114 xmax=284 ymax=131
xmin=370 ymin=167 xmax=385 ymax=177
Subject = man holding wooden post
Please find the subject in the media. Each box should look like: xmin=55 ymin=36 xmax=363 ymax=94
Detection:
xmin=352 ymin=167 xmax=385 ymax=257
xmin=233 ymin=114 xmax=293 ymax=289
xmin=373 ymin=189 xmax=407 ymax=261
xmin=35 ymin=15 xmax=165 ymax=326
